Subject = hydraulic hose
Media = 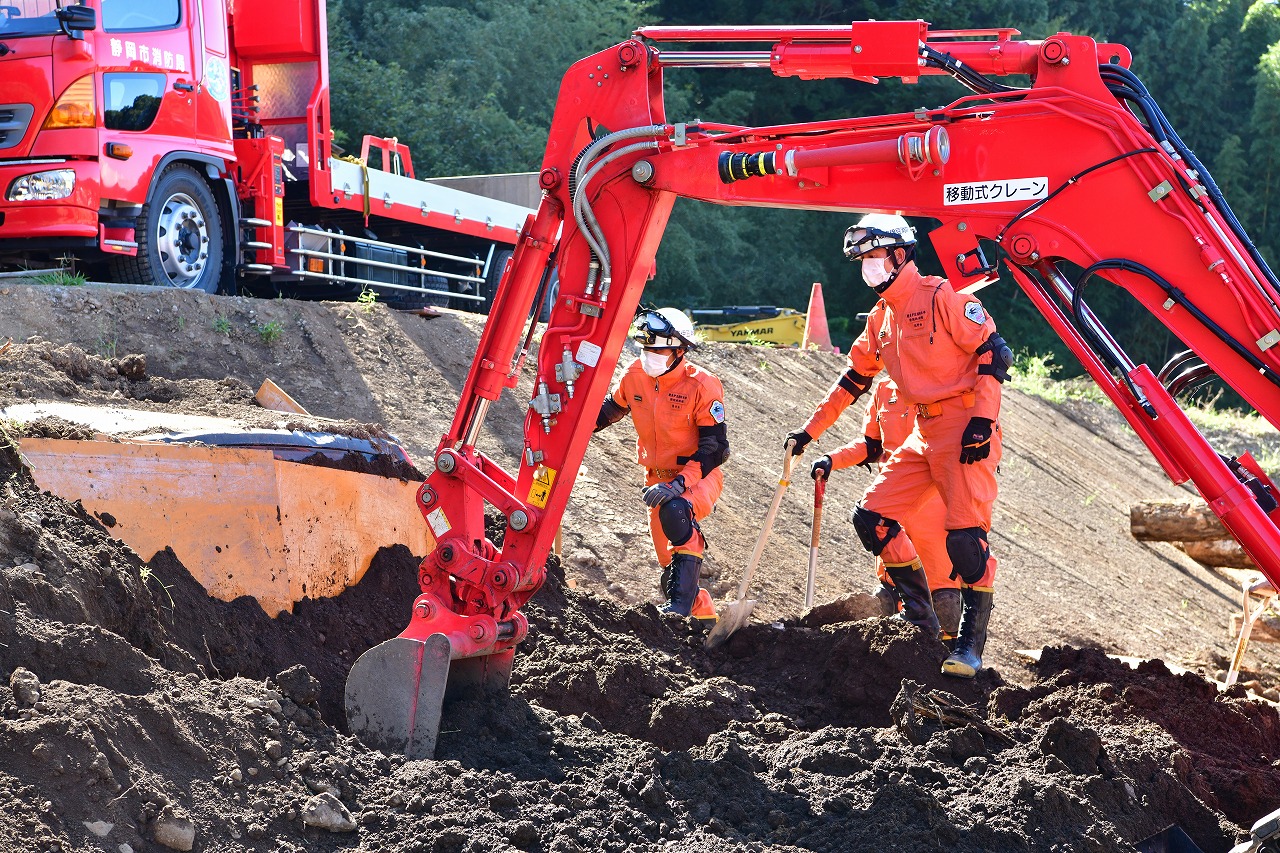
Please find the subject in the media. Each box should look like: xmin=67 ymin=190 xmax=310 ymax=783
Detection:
xmin=1073 ymin=258 xmax=1280 ymax=392
xmin=919 ymin=44 xmax=1022 ymax=96
xmin=1102 ymin=65 xmax=1280 ymax=319
xmin=574 ymin=139 xmax=661 ymax=295
xmin=571 ymin=125 xmax=668 ymax=295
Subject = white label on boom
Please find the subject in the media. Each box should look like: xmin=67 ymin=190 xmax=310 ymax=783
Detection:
xmin=943 ymin=177 xmax=1049 ymax=206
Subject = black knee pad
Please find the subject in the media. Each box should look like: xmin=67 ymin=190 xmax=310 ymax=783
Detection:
xmin=946 ymin=527 xmax=989 ymax=585
xmin=850 ymin=505 xmax=903 ymax=556
xmin=658 ymin=497 xmax=696 ymax=547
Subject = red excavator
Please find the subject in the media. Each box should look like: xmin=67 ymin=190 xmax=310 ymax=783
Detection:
xmin=344 ymin=21 xmax=1280 ymax=758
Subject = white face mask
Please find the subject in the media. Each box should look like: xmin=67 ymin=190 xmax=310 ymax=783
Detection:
xmin=861 ymin=255 xmax=892 ymax=288
xmin=640 ymin=350 xmax=674 ymax=377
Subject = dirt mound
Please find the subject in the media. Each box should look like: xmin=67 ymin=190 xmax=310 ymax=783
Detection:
xmin=0 ymin=435 xmax=1269 ymax=852
xmin=1 ymin=284 xmax=1279 ymax=851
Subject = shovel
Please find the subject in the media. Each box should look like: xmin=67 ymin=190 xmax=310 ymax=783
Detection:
xmin=706 ymin=440 xmax=797 ymax=649
xmin=805 ymin=472 xmax=826 ymax=609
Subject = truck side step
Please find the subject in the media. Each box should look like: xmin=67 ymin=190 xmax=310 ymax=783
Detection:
xmin=240 ymin=263 xmax=274 ymax=274
xmin=244 ymin=241 xmax=273 ymax=250
xmin=241 ymin=217 xmax=272 ymax=228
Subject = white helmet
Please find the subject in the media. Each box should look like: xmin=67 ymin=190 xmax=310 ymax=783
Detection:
xmin=843 ymin=213 xmax=916 ymax=261
xmin=632 ymin=307 xmax=697 ymax=349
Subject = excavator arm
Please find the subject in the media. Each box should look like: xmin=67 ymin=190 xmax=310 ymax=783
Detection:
xmin=346 ymin=22 xmax=1280 ymax=757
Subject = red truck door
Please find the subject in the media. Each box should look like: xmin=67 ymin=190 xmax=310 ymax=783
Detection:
xmin=191 ymin=0 xmax=233 ymax=153
xmin=95 ymin=0 xmax=200 ymax=203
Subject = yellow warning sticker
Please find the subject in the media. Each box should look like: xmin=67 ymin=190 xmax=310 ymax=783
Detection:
xmin=275 ymin=197 xmax=284 ymax=226
xmin=527 ymin=464 xmax=557 ymax=509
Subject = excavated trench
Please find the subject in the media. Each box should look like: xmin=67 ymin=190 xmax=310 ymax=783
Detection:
xmin=0 ymin=339 xmax=1279 ymax=851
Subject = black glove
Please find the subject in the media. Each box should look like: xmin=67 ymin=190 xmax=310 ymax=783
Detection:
xmin=785 ymin=429 xmax=812 ymax=456
xmin=811 ymin=455 xmax=832 ymax=480
xmin=959 ymin=417 xmax=994 ymax=465
xmin=642 ymin=476 xmax=685 ymax=508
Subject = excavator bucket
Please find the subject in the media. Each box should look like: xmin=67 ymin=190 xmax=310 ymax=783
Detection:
xmin=345 ymin=636 xmax=453 ymax=759
xmin=345 ymin=638 xmax=514 ymax=759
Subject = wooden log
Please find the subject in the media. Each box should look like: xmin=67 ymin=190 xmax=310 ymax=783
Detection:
xmin=1176 ymin=539 xmax=1258 ymax=570
xmin=1230 ymin=611 xmax=1280 ymax=643
xmin=1130 ymin=501 xmax=1229 ymax=542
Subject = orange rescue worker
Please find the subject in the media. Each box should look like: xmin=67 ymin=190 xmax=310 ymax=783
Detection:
xmin=787 ymin=214 xmax=1012 ymax=678
xmin=595 ymin=308 xmax=729 ymax=619
xmin=810 ymin=376 xmax=962 ymax=639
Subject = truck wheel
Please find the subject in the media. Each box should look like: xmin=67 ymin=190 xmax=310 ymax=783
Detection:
xmin=538 ymin=270 xmax=561 ymax=324
xmin=480 ymin=248 xmax=513 ymax=315
xmin=110 ymin=165 xmax=225 ymax=294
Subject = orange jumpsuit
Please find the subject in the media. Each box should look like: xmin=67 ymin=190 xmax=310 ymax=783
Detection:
xmin=827 ymin=379 xmax=958 ymax=595
xmin=804 ymin=262 xmax=1001 ymax=589
xmin=610 ymin=358 xmax=726 ymax=566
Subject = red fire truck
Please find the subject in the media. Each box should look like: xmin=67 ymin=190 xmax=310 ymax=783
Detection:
xmin=0 ymin=0 xmax=535 ymax=307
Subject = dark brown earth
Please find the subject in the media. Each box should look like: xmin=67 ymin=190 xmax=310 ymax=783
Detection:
xmin=0 ymin=282 xmax=1278 ymax=852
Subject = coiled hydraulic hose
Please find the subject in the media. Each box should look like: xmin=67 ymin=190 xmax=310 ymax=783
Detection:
xmin=1101 ymin=64 xmax=1280 ymax=322
xmin=571 ymin=125 xmax=668 ymax=297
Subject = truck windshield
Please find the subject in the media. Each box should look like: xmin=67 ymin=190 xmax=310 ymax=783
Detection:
xmin=0 ymin=1 xmax=83 ymax=37
xmin=101 ymin=0 xmax=178 ymax=32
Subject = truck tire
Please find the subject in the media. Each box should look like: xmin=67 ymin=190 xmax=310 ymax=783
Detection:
xmin=376 ymin=274 xmax=450 ymax=310
xmin=480 ymin=248 xmax=513 ymax=314
xmin=110 ymin=165 xmax=225 ymax=294
xmin=538 ymin=270 xmax=560 ymax=324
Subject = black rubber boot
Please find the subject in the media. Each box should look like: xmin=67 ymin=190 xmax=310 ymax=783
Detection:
xmin=933 ymin=588 xmax=962 ymax=640
xmin=942 ymin=588 xmax=993 ymax=678
xmin=884 ymin=562 xmax=940 ymax=636
xmin=659 ymin=553 xmax=701 ymax=617
xmin=874 ymin=581 xmax=900 ymax=617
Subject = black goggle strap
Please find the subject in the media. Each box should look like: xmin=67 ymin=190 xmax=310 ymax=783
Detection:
xmin=845 ymin=227 xmax=911 ymax=259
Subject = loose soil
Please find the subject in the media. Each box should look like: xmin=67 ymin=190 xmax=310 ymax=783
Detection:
xmin=0 ymin=283 xmax=1278 ymax=852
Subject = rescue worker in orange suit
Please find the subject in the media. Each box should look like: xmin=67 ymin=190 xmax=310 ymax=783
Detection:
xmin=595 ymin=307 xmax=729 ymax=620
xmin=811 ymin=375 xmax=962 ymax=640
xmin=787 ymin=214 xmax=1012 ymax=678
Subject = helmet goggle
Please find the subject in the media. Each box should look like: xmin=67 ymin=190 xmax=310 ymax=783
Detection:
xmin=632 ymin=310 xmax=693 ymax=349
xmin=843 ymin=226 xmax=915 ymax=261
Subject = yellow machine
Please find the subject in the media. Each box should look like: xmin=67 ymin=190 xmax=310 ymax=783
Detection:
xmin=689 ymin=306 xmax=808 ymax=347
xmin=6 ymin=397 xmax=432 ymax=616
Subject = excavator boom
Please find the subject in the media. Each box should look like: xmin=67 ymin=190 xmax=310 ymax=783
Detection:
xmin=346 ymin=21 xmax=1280 ymax=757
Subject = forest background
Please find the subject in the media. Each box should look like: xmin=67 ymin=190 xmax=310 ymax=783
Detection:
xmin=327 ymin=0 xmax=1280 ymax=386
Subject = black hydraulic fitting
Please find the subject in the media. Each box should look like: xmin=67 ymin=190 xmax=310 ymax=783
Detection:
xmin=718 ymin=150 xmax=777 ymax=184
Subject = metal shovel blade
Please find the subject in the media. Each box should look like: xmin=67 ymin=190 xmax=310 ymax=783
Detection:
xmin=345 ymin=634 xmax=453 ymax=759
xmin=705 ymin=597 xmax=755 ymax=649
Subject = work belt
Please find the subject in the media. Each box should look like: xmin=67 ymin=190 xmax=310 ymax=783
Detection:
xmin=915 ymin=391 xmax=976 ymax=420
xmin=647 ymin=467 xmax=681 ymax=480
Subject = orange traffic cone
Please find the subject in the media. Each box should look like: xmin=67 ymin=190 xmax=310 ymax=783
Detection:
xmin=802 ymin=281 xmax=839 ymax=353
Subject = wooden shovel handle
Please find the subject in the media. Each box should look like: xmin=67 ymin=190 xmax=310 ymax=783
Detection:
xmin=810 ymin=475 xmax=826 ymax=548
xmin=736 ymin=441 xmax=797 ymax=601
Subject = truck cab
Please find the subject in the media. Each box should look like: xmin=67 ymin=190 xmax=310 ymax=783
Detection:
xmin=0 ymin=0 xmax=534 ymax=305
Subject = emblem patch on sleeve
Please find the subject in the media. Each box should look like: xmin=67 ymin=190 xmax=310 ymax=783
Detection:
xmin=710 ymin=400 xmax=726 ymax=423
xmin=963 ymin=301 xmax=986 ymax=324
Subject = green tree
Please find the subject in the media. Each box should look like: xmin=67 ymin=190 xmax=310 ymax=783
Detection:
xmin=1251 ymin=43 xmax=1280 ymax=259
